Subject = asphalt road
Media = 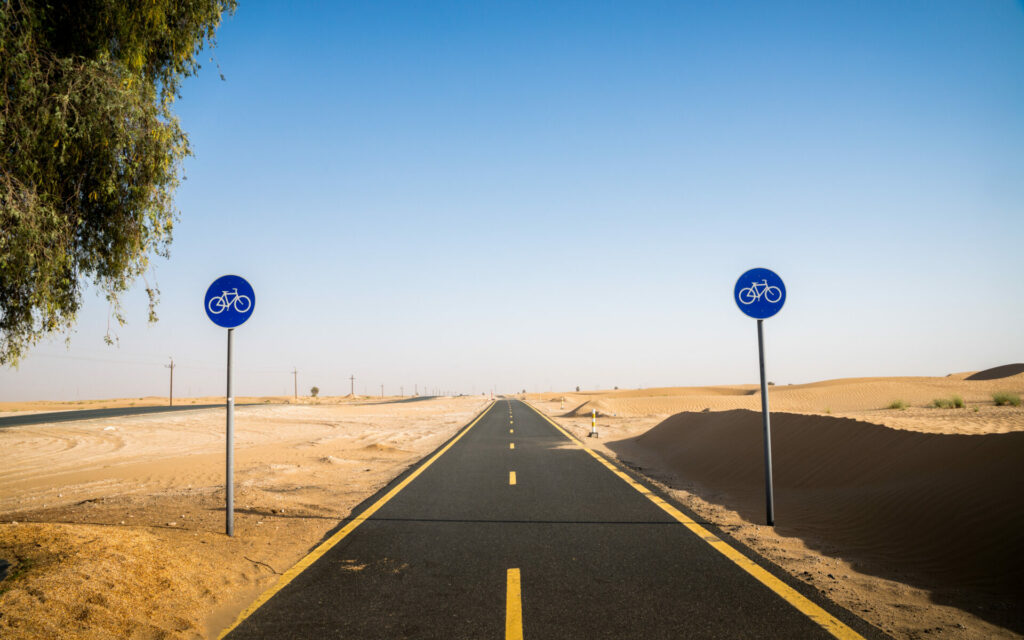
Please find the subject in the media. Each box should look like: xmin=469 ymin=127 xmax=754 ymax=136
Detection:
xmin=223 ymin=399 xmax=886 ymax=639
xmin=0 ymin=404 xmax=231 ymax=428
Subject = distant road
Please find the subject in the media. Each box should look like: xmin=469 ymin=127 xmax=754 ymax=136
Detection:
xmin=0 ymin=404 xmax=238 ymax=428
xmin=0 ymin=397 xmax=457 ymax=428
xmin=222 ymin=399 xmax=886 ymax=639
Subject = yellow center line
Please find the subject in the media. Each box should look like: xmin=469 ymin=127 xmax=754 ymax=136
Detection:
xmin=506 ymin=568 xmax=523 ymax=640
xmin=510 ymin=428 xmax=514 ymax=434
xmin=216 ymin=402 xmax=497 ymax=639
xmin=510 ymin=442 xmax=515 ymax=450
xmin=522 ymin=401 xmax=865 ymax=640
xmin=509 ymin=471 xmax=517 ymax=485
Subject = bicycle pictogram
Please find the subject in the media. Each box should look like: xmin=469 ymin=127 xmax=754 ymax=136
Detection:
xmin=207 ymin=288 xmax=252 ymax=315
xmin=738 ymin=279 xmax=783 ymax=305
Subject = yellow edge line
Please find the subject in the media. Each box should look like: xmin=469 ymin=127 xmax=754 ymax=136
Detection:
xmin=523 ymin=401 xmax=864 ymax=640
xmin=506 ymin=568 xmax=523 ymax=640
xmin=217 ymin=401 xmax=496 ymax=639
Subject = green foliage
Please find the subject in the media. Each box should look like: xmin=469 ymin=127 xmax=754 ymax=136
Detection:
xmin=887 ymin=400 xmax=907 ymax=410
xmin=992 ymin=392 xmax=1021 ymax=407
xmin=0 ymin=0 xmax=236 ymax=365
xmin=932 ymin=396 xmax=965 ymax=409
xmin=310 ymin=386 xmax=319 ymax=398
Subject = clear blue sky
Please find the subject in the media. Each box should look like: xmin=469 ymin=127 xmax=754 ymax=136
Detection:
xmin=3 ymin=0 xmax=1023 ymax=400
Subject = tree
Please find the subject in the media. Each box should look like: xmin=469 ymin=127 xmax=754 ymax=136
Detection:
xmin=0 ymin=0 xmax=236 ymax=365
xmin=310 ymin=386 xmax=319 ymax=398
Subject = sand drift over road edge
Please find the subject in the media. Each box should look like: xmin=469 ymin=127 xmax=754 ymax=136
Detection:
xmin=608 ymin=409 xmax=1024 ymax=633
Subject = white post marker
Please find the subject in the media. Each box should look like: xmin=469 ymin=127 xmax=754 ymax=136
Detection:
xmin=205 ymin=275 xmax=256 ymax=536
xmin=734 ymin=267 xmax=786 ymax=526
xmin=589 ymin=408 xmax=598 ymax=438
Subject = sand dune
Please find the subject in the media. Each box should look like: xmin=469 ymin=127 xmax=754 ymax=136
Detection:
xmin=613 ymin=410 xmax=1024 ymax=597
xmin=966 ymin=363 xmax=1024 ymax=381
xmin=537 ymin=373 xmax=1024 ymax=436
xmin=531 ymin=371 xmax=1024 ymax=638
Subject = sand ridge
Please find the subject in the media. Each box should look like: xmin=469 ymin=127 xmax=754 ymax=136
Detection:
xmin=528 ymin=372 xmax=1024 ymax=639
xmin=536 ymin=372 xmax=1024 ymax=434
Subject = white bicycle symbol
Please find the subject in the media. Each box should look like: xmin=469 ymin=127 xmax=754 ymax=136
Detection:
xmin=738 ymin=279 xmax=782 ymax=305
xmin=207 ymin=288 xmax=252 ymax=315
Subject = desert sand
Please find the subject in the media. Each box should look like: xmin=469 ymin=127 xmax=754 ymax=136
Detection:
xmin=0 ymin=395 xmax=490 ymax=639
xmin=528 ymin=367 xmax=1024 ymax=639
xmin=3 ymin=368 xmax=1023 ymax=639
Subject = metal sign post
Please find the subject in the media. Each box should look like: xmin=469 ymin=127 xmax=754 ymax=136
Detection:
xmin=734 ymin=267 xmax=786 ymax=526
xmin=205 ymin=274 xmax=256 ymax=537
xmin=756 ymin=319 xmax=773 ymax=526
xmin=226 ymin=328 xmax=234 ymax=536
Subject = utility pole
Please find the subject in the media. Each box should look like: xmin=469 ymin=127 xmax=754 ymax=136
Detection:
xmin=380 ymin=383 xmax=384 ymax=398
xmin=414 ymin=384 xmax=418 ymax=396
xmin=291 ymin=367 xmax=298 ymax=400
xmin=165 ymin=357 xmax=175 ymax=406
xmin=400 ymin=386 xmax=404 ymax=397
xmin=349 ymin=374 xmax=355 ymax=397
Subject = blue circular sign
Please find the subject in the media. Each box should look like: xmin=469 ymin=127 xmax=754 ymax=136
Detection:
xmin=734 ymin=268 xmax=786 ymax=319
xmin=204 ymin=275 xmax=255 ymax=328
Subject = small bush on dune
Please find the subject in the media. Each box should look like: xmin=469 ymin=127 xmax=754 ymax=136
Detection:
xmin=992 ymin=391 xmax=1021 ymax=407
xmin=888 ymin=400 xmax=907 ymax=410
xmin=932 ymin=396 xmax=965 ymax=409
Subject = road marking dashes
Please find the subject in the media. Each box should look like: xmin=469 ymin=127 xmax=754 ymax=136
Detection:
xmin=506 ymin=568 xmax=523 ymax=639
